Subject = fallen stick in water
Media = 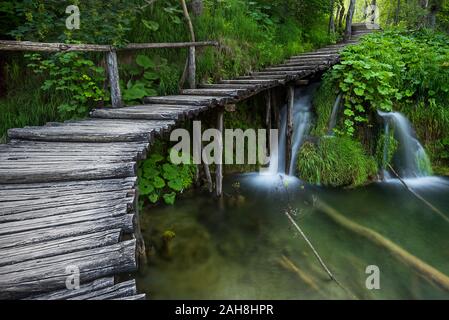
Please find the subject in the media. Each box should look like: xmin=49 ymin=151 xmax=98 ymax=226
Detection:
xmin=315 ymin=198 xmax=449 ymax=292
xmin=387 ymin=164 xmax=449 ymax=225
xmin=284 ymin=209 xmax=357 ymax=299
xmin=278 ymin=255 xmax=320 ymax=292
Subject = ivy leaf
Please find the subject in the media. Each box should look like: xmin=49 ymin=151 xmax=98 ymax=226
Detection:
xmin=168 ymin=179 xmax=183 ymax=192
xmin=163 ymin=192 xmax=176 ymax=205
xmin=142 ymin=19 xmax=159 ymax=31
xmin=153 ymin=176 xmax=166 ymax=189
xmin=354 ymin=87 xmax=365 ymax=96
xmin=149 ymin=193 xmax=159 ymax=203
xmin=136 ymin=55 xmax=155 ymax=69
xmin=162 ymin=164 xmax=178 ymax=180
xmin=139 ymin=181 xmax=154 ymax=195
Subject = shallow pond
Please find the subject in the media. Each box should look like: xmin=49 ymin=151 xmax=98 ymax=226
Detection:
xmin=136 ymin=174 xmax=449 ymax=300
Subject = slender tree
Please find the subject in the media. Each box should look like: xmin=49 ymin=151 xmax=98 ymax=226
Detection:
xmin=337 ymin=0 xmax=346 ymax=30
xmin=394 ymin=0 xmax=401 ymax=25
xmin=344 ymin=0 xmax=356 ymax=41
xmin=328 ymin=0 xmax=336 ymax=34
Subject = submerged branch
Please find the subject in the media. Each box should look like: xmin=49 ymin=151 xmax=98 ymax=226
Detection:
xmin=387 ymin=164 xmax=449 ymax=225
xmin=316 ymin=198 xmax=449 ymax=292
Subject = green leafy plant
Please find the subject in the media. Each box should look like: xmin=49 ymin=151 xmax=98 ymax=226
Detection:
xmin=138 ymin=144 xmax=196 ymax=206
xmin=25 ymin=52 xmax=107 ymax=118
xmin=121 ymin=54 xmax=167 ymax=104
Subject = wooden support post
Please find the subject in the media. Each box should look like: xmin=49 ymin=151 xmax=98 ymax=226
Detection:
xmin=216 ymin=109 xmax=224 ymax=197
xmin=106 ymin=50 xmax=123 ymax=108
xmin=203 ymin=142 xmax=213 ymax=193
xmin=188 ymin=46 xmax=196 ymax=89
xmin=286 ymin=85 xmax=294 ymax=174
xmin=266 ymin=90 xmax=272 ymax=156
xmin=133 ymin=189 xmax=147 ymax=266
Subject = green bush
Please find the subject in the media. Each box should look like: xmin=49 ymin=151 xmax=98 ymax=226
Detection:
xmin=297 ymin=137 xmax=378 ymax=187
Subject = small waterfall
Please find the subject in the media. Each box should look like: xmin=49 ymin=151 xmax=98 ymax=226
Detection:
xmin=327 ymin=93 xmax=343 ymax=135
xmin=268 ymin=84 xmax=317 ymax=176
xmin=378 ymin=111 xmax=432 ymax=179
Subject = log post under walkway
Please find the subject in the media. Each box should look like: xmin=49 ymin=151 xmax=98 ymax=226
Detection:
xmin=106 ymin=50 xmax=123 ymax=108
xmin=285 ymin=85 xmax=294 ymax=174
xmin=216 ymin=109 xmax=224 ymax=197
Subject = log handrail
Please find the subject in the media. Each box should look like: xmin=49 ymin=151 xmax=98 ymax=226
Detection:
xmin=0 ymin=40 xmax=218 ymax=52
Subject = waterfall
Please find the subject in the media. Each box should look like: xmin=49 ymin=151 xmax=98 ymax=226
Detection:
xmin=378 ymin=111 xmax=432 ymax=179
xmin=267 ymin=84 xmax=317 ymax=176
xmin=327 ymin=93 xmax=343 ymax=135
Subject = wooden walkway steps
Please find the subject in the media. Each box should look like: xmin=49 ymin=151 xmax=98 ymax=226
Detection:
xmin=0 ymin=26 xmax=373 ymax=300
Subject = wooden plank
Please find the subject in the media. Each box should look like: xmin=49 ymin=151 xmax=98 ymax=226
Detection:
xmin=114 ymin=294 xmax=146 ymax=300
xmin=180 ymin=88 xmax=249 ymax=97
xmin=8 ymin=119 xmax=175 ymax=143
xmin=198 ymin=83 xmax=260 ymax=91
xmin=0 ymin=214 xmax=134 ymax=250
xmin=144 ymin=95 xmax=231 ymax=106
xmin=0 ymin=190 xmax=133 ymax=214
xmin=0 ymin=205 xmax=131 ymax=236
xmin=0 ymin=229 xmax=121 ymax=266
xmin=0 ymin=239 xmax=137 ymax=299
xmin=91 ymin=104 xmax=206 ymax=121
xmin=73 ymin=280 xmax=137 ymax=300
xmin=0 ymin=161 xmax=136 ymax=184
xmin=25 ymin=277 xmax=115 ymax=300
xmin=0 ymin=177 xmax=136 ymax=192
xmin=0 ymin=200 xmax=130 ymax=223
xmin=219 ymin=79 xmax=279 ymax=87
xmin=265 ymin=66 xmax=319 ymax=72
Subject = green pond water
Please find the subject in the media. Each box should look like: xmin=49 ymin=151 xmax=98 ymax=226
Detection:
xmin=136 ymin=174 xmax=449 ymax=300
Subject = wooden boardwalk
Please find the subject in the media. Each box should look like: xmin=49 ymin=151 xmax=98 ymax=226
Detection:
xmin=0 ymin=28 xmax=371 ymax=300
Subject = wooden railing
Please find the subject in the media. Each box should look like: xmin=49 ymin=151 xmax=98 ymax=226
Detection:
xmin=0 ymin=39 xmax=219 ymax=108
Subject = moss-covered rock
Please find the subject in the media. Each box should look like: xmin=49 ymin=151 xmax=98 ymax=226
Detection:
xmin=296 ymin=136 xmax=378 ymax=187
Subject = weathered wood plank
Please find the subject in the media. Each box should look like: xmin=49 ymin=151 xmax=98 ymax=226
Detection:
xmin=25 ymin=277 xmax=115 ymax=300
xmin=198 ymin=83 xmax=260 ymax=90
xmin=73 ymin=280 xmax=137 ymax=300
xmin=0 ymin=205 xmax=130 ymax=236
xmin=0 ymin=229 xmax=121 ymax=266
xmin=0 ymin=161 xmax=136 ymax=184
xmin=144 ymin=95 xmax=231 ymax=106
xmin=0 ymin=177 xmax=136 ymax=191
xmin=180 ymin=88 xmax=249 ymax=97
xmin=91 ymin=104 xmax=206 ymax=121
xmin=8 ymin=119 xmax=175 ymax=143
xmin=0 ymin=239 xmax=137 ymax=299
xmin=113 ymin=293 xmax=146 ymax=300
xmin=0 ymin=214 xmax=134 ymax=250
xmin=0 ymin=200 xmax=130 ymax=223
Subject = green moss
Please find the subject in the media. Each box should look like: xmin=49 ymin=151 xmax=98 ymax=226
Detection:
xmin=297 ymin=137 xmax=378 ymax=187
xmin=375 ymin=131 xmax=399 ymax=170
xmin=311 ymin=77 xmax=338 ymax=136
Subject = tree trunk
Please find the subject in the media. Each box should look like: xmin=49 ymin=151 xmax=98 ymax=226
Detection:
xmin=427 ymin=1 xmax=441 ymax=28
xmin=190 ymin=0 xmax=203 ymax=16
xmin=337 ymin=0 xmax=346 ymax=30
xmin=344 ymin=0 xmax=356 ymax=41
xmin=328 ymin=0 xmax=336 ymax=34
xmin=394 ymin=0 xmax=401 ymax=25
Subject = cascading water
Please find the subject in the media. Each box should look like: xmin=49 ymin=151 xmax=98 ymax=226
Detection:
xmin=378 ymin=111 xmax=432 ymax=179
xmin=327 ymin=93 xmax=343 ymax=136
xmin=267 ymin=84 xmax=318 ymax=176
